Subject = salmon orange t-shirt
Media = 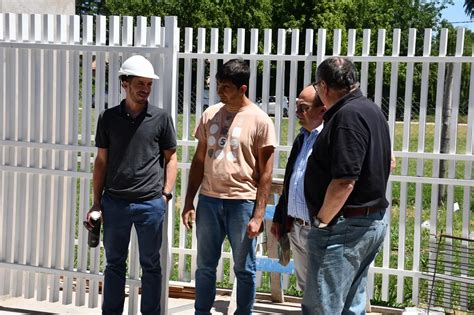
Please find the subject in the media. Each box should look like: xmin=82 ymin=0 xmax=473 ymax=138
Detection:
xmin=194 ymin=102 xmax=276 ymax=199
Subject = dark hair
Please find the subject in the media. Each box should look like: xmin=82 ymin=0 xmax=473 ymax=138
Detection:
xmin=215 ymin=58 xmax=250 ymax=88
xmin=120 ymin=75 xmax=136 ymax=83
xmin=316 ymin=57 xmax=358 ymax=92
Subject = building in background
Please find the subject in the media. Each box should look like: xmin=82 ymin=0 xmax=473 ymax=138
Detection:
xmin=0 ymin=0 xmax=74 ymax=15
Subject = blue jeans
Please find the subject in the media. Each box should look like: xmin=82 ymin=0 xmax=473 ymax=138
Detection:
xmin=101 ymin=193 xmax=166 ymax=315
xmin=195 ymin=195 xmax=257 ymax=315
xmin=302 ymin=210 xmax=387 ymax=315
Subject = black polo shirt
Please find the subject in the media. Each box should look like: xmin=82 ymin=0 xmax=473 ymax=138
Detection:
xmin=304 ymin=89 xmax=391 ymax=217
xmin=95 ymin=100 xmax=177 ymax=200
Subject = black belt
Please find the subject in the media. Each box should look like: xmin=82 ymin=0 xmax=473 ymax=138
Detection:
xmin=340 ymin=207 xmax=383 ymax=218
xmin=288 ymin=216 xmax=311 ymax=227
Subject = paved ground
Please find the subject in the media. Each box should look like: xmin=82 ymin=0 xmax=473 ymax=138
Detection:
xmin=0 ymin=294 xmax=303 ymax=315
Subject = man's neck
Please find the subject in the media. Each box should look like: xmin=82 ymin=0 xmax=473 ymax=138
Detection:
xmin=325 ymin=88 xmax=356 ymax=110
xmin=224 ymin=96 xmax=250 ymax=113
xmin=125 ymin=99 xmax=146 ymax=118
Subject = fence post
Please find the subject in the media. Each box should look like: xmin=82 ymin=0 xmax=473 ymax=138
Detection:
xmin=162 ymin=15 xmax=178 ymax=315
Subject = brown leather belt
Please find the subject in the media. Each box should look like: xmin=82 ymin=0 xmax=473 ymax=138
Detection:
xmin=340 ymin=207 xmax=382 ymax=218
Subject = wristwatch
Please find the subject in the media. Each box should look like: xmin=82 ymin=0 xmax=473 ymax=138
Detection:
xmin=162 ymin=191 xmax=173 ymax=200
xmin=312 ymin=217 xmax=328 ymax=229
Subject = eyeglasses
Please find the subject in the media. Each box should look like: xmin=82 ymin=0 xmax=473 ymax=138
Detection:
xmin=312 ymin=80 xmax=322 ymax=91
xmin=296 ymin=103 xmax=312 ymax=114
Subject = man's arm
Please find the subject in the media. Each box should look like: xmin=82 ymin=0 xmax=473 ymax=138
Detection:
xmin=86 ymin=148 xmax=108 ymax=224
xmin=162 ymin=148 xmax=178 ymax=201
xmin=316 ymin=178 xmax=355 ymax=224
xmin=247 ymin=145 xmax=274 ymax=239
xmin=181 ymin=140 xmax=207 ymax=230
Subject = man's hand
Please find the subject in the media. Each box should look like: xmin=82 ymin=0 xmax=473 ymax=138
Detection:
xmin=85 ymin=204 xmax=102 ymax=229
xmin=247 ymin=217 xmax=263 ymax=239
xmin=181 ymin=207 xmax=196 ymax=230
xmin=270 ymin=222 xmax=280 ymax=241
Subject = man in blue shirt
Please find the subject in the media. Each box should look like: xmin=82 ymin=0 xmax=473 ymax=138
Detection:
xmin=271 ymin=84 xmax=326 ymax=291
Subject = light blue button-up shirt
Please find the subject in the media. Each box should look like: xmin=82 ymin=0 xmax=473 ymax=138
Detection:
xmin=287 ymin=124 xmax=323 ymax=221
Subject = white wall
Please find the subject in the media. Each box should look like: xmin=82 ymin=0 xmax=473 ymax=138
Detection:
xmin=0 ymin=0 xmax=74 ymax=15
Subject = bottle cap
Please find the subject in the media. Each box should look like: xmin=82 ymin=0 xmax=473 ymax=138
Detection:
xmin=90 ymin=211 xmax=101 ymax=221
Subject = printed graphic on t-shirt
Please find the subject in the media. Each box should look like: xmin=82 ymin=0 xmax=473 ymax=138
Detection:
xmin=207 ymin=112 xmax=242 ymax=162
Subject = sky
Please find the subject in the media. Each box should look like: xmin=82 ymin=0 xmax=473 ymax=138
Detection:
xmin=441 ymin=0 xmax=473 ymax=30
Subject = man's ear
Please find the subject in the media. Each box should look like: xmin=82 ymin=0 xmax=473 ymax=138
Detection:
xmin=240 ymin=84 xmax=248 ymax=95
xmin=121 ymin=81 xmax=128 ymax=89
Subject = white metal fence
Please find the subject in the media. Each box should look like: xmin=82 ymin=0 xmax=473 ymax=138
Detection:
xmin=0 ymin=13 xmax=472 ymax=313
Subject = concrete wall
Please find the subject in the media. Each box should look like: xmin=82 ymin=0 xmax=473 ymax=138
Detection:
xmin=0 ymin=0 xmax=75 ymax=15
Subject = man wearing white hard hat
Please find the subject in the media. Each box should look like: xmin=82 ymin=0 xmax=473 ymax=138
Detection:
xmin=86 ymin=55 xmax=177 ymax=315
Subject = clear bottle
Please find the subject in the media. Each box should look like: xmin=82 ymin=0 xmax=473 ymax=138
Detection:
xmin=87 ymin=211 xmax=101 ymax=248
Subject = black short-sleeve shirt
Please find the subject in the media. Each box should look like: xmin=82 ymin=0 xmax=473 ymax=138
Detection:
xmin=95 ymin=100 xmax=177 ymax=200
xmin=304 ymin=89 xmax=391 ymax=217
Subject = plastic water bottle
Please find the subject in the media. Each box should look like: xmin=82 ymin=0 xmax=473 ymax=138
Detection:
xmin=87 ymin=211 xmax=101 ymax=248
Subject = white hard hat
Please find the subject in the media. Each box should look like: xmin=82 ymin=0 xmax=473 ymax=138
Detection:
xmin=118 ymin=55 xmax=159 ymax=79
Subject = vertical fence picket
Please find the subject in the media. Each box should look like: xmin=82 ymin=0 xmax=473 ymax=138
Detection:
xmin=374 ymin=29 xmax=385 ymax=106
xmin=382 ymin=28 xmax=400 ymax=301
xmin=275 ymin=29 xmax=286 ymax=153
xmin=25 ymin=13 xmax=42 ymax=300
xmin=443 ymin=28 xmax=465 ymax=306
xmin=149 ymin=16 xmax=161 ymax=109
xmin=209 ymin=28 xmax=218 ymax=106
xmin=11 ymin=13 xmax=30 ymax=299
xmin=367 ymin=29 xmax=386 ymax=298
xmin=303 ymin=29 xmax=313 ymax=86
xmin=223 ymin=28 xmax=232 ymax=63
xmin=194 ymin=28 xmax=206 ymax=121
xmin=249 ymin=29 xmax=258 ymax=102
xmin=0 ymin=13 xmax=5 ymax=295
xmin=429 ymin=29 xmax=448 ymax=257
xmin=80 ymin=14 xmax=94 ymax=307
xmin=460 ymin=34 xmax=474 ymax=311
xmin=287 ymin=29 xmax=299 ymax=143
xmin=6 ymin=13 xmax=21 ymax=298
xmin=316 ymin=28 xmax=326 ymax=67
xmin=261 ymin=29 xmax=271 ymax=115
xmin=360 ymin=29 xmax=371 ymax=95
xmin=177 ymin=27 xmax=193 ymax=283
xmin=108 ymin=16 xmax=120 ymax=110
xmin=62 ymin=14 xmax=80 ymax=306
xmin=412 ymin=29 xmax=432 ymax=304
xmin=397 ymin=28 xmax=416 ymax=304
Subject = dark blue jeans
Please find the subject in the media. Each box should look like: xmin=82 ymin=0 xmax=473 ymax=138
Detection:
xmin=194 ymin=195 xmax=257 ymax=315
xmin=101 ymin=193 xmax=166 ymax=315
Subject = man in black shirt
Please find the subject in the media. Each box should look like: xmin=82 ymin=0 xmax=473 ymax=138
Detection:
xmin=302 ymin=57 xmax=391 ymax=314
xmin=86 ymin=55 xmax=177 ymax=315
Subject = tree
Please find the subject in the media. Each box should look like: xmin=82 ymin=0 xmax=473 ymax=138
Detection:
xmin=465 ymin=0 xmax=474 ymax=19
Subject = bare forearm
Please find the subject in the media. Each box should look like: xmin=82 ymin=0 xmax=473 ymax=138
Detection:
xmin=253 ymin=169 xmax=273 ymax=220
xmin=92 ymin=160 xmax=107 ymax=206
xmin=163 ymin=151 xmax=178 ymax=193
xmin=184 ymin=159 xmax=204 ymax=209
xmin=317 ymin=179 xmax=355 ymax=223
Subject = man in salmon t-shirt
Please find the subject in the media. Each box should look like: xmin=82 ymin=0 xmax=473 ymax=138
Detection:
xmin=182 ymin=58 xmax=276 ymax=314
